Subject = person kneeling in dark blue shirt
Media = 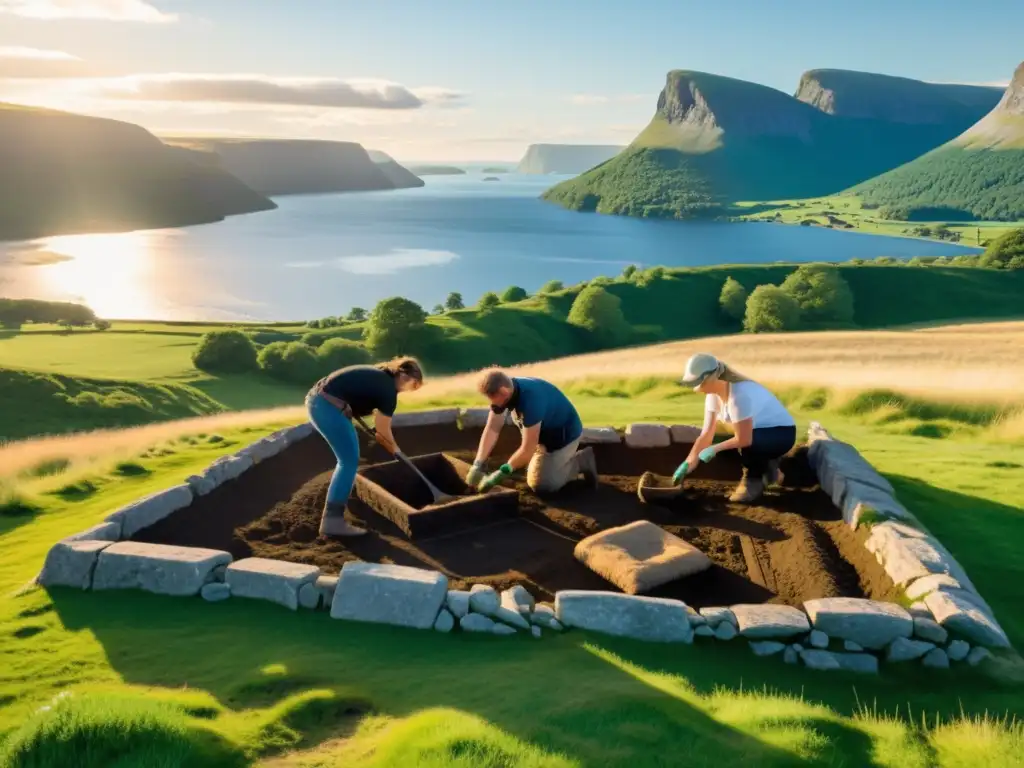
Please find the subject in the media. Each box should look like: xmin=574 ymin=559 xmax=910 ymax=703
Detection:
xmin=467 ymin=369 xmax=598 ymax=493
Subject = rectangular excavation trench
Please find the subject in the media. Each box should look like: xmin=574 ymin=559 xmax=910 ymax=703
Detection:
xmin=130 ymin=424 xmax=896 ymax=607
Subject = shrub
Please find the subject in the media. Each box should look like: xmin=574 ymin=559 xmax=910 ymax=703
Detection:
xmin=92 ymin=319 xmax=111 ymax=331
xmin=306 ymin=319 xmax=321 ymax=329
xmin=444 ymin=292 xmax=465 ymax=311
xmin=477 ymin=292 xmax=501 ymax=311
xmin=192 ymin=330 xmax=259 ymax=374
xmin=318 ymin=338 xmax=371 ymax=370
xmin=780 ymin=264 xmax=854 ymax=326
xmin=567 ymin=285 xmax=632 ymax=347
xmin=744 ymin=285 xmax=801 ymax=333
xmin=258 ymin=341 xmax=320 ymax=384
xmin=500 ymin=285 xmax=528 ymax=302
xmin=621 ymin=264 xmax=638 ymax=280
xmin=363 ymin=297 xmax=429 ymax=359
xmin=319 ymin=316 xmax=339 ymax=328
xmin=538 ymin=280 xmax=564 ymax=294
xmin=719 ymin=276 xmax=747 ymax=321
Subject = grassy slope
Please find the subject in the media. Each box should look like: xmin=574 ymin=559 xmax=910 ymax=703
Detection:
xmin=1 ymin=388 xmax=1022 ymax=767
xmin=4 ymin=267 xmax=1024 ymax=441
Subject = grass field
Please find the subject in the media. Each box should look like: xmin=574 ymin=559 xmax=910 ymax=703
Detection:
xmin=1 ymin=324 xmax=1023 ymax=766
xmin=734 ymin=195 xmax=1021 ymax=246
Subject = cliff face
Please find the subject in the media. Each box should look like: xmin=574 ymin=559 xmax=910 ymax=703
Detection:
xmin=516 ymin=144 xmax=624 ymax=174
xmin=0 ymin=104 xmax=275 ymax=241
xmin=367 ymin=150 xmax=425 ymax=188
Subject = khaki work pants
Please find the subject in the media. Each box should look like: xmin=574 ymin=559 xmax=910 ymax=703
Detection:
xmin=526 ymin=437 xmax=582 ymax=492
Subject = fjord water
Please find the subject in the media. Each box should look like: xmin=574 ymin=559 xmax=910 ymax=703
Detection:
xmin=0 ymin=174 xmax=980 ymax=321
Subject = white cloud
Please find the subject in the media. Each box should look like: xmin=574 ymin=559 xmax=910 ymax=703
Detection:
xmin=0 ymin=0 xmax=174 ymax=22
xmin=570 ymin=93 xmax=648 ymax=106
xmin=0 ymin=45 xmax=87 ymax=77
xmin=570 ymin=94 xmax=610 ymax=106
xmin=0 ymin=46 xmax=78 ymax=60
xmin=929 ymin=79 xmax=1010 ymax=88
xmin=92 ymin=73 xmax=463 ymax=110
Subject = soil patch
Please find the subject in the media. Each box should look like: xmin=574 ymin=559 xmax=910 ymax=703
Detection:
xmin=133 ymin=428 xmax=892 ymax=608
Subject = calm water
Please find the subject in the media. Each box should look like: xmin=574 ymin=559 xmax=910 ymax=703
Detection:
xmin=0 ymin=174 xmax=980 ymax=321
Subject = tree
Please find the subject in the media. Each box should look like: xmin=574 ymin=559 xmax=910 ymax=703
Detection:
xmin=306 ymin=319 xmax=322 ymax=329
xmin=93 ymin=319 xmax=112 ymax=331
xmin=719 ymin=277 xmax=747 ymax=321
xmin=538 ymin=280 xmax=564 ymax=294
xmin=567 ymin=285 xmax=631 ymax=348
xmin=621 ymin=264 xmax=638 ymax=280
xmin=192 ymin=330 xmax=259 ymax=374
xmin=743 ymin=285 xmax=801 ymax=333
xmin=432 ymin=304 xmax=445 ymax=315
xmin=346 ymin=307 xmax=367 ymax=322
xmin=258 ymin=341 xmax=320 ymax=384
xmin=980 ymin=228 xmax=1024 ymax=270
xmin=318 ymin=338 xmax=371 ymax=370
xmin=444 ymin=292 xmax=465 ymax=311
xmin=780 ymin=264 xmax=854 ymax=327
xmin=319 ymin=316 xmax=339 ymax=328
xmin=363 ymin=297 xmax=428 ymax=358
xmin=501 ymin=285 xmax=528 ymax=302
xmin=477 ymin=292 xmax=501 ymax=312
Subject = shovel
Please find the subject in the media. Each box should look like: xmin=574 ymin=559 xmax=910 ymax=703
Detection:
xmin=353 ymin=418 xmax=455 ymax=504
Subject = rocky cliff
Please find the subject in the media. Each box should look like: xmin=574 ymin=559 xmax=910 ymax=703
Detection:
xmin=367 ymin=150 xmax=425 ymax=188
xmin=516 ymin=144 xmax=624 ymax=174
xmin=0 ymin=104 xmax=275 ymax=241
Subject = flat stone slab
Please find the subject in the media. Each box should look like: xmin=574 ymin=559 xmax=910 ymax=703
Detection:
xmin=867 ymin=524 xmax=974 ymax=588
xmin=833 ymin=652 xmax=879 ymax=674
xmin=391 ymin=408 xmax=459 ymax=428
xmin=669 ymin=424 xmax=701 ymax=444
xmin=237 ymin=435 xmax=287 ymax=464
xmin=624 ymin=423 xmax=671 ymax=449
xmin=800 ymin=649 xmax=840 ymax=671
xmin=913 ymin=616 xmax=948 ymax=644
xmin=93 ymin=541 xmax=231 ymax=596
xmin=62 ymin=522 xmax=121 ymax=543
xmin=331 ymin=562 xmax=447 ymax=630
xmin=886 ymin=637 xmax=935 ymax=662
xmin=200 ymin=455 xmax=254 ymax=489
xmin=924 ymin=590 xmax=1010 ymax=649
xmin=556 ymin=590 xmax=693 ymax=643
xmin=905 ymin=574 xmax=992 ymax=614
xmin=104 ymin=484 xmax=193 ymax=538
xmin=226 ymin=558 xmax=321 ymax=611
xmin=38 ymin=540 xmax=113 ymax=590
xmin=580 ymin=427 xmax=621 ymax=444
xmin=574 ymin=520 xmax=711 ymax=595
xmin=812 ymin=440 xmax=894 ymax=496
xmin=458 ymin=408 xmax=491 ymax=429
xmin=731 ymin=604 xmax=810 ymax=638
xmin=803 ymin=598 xmax=912 ymax=650
xmin=839 ymin=482 xmax=913 ymax=528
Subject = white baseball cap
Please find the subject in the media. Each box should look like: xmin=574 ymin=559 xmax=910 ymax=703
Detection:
xmin=680 ymin=353 xmax=720 ymax=389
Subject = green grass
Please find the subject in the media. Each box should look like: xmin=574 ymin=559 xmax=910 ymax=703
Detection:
xmin=0 ymin=388 xmax=1022 ymax=766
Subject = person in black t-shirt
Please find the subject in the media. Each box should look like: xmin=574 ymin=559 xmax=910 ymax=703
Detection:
xmin=305 ymin=357 xmax=424 ymax=536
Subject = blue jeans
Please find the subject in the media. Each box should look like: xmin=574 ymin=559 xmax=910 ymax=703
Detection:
xmin=306 ymin=393 xmax=360 ymax=509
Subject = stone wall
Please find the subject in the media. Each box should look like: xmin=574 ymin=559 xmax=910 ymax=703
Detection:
xmin=35 ymin=412 xmax=1011 ymax=675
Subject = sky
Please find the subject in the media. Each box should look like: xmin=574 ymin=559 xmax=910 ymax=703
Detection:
xmin=0 ymin=0 xmax=1021 ymax=161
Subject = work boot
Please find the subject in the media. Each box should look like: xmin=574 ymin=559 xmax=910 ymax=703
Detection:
xmin=763 ymin=460 xmax=782 ymax=487
xmin=578 ymin=447 xmax=599 ymax=489
xmin=729 ymin=477 xmax=765 ymax=504
xmin=319 ymin=503 xmax=367 ymax=537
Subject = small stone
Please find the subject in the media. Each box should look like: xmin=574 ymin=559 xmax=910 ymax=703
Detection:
xmin=714 ymin=622 xmax=737 ymax=641
xmin=732 ymin=604 xmax=810 ymax=638
xmin=809 ymin=630 xmax=829 ymax=649
xmin=922 ymin=648 xmax=950 ymax=669
xmin=331 ymin=563 xmax=447 ymax=629
xmin=548 ymin=619 xmax=564 ymax=631
xmin=297 ymin=582 xmax=320 ymax=610
xmin=695 ymin=625 xmax=715 ymax=637
xmin=468 ymin=584 xmax=500 ymax=615
xmin=210 ymin=564 xmax=227 ymax=582
xmin=834 ymin=653 xmax=879 ymax=674
xmin=460 ymin=613 xmax=496 ymax=633
xmin=844 ymin=640 xmax=864 ymax=652
xmin=494 ymin=591 xmax=531 ymax=629
xmin=800 ymin=650 xmax=841 ymax=671
xmin=200 ymin=582 xmax=230 ymax=602
xmin=966 ymin=647 xmax=992 ymax=667
xmin=749 ymin=641 xmax=786 ymax=656
xmin=886 ymin=637 xmax=936 ymax=662
xmin=913 ymin=616 xmax=948 ymax=645
xmin=531 ymin=625 xmax=542 ymax=639
xmin=492 ymin=623 xmax=518 ymax=636
xmin=315 ymin=575 xmax=338 ymax=609
xmin=686 ymin=606 xmax=707 ymax=626
xmin=791 ymin=643 xmax=804 ymax=653
xmin=433 ymin=609 xmax=455 ymax=633
xmin=947 ymin=639 xmax=970 ymax=662
xmin=446 ymin=590 xmax=471 ymax=619
xmin=556 ymin=591 xmax=693 ymax=643
xmin=228 ymin=558 xmax=320 ymax=611
xmin=503 ymin=585 xmax=535 ymax=613
xmin=908 ymin=602 xmax=931 ymax=619
xmin=529 ymin=605 xmax=557 ymax=628
xmin=783 ymin=646 xmax=799 ymax=664
xmin=699 ymin=607 xmax=737 ymax=627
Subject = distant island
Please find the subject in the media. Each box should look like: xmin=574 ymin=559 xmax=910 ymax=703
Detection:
xmin=481 ymin=167 xmax=509 ymax=173
xmin=409 ymin=165 xmax=467 ymax=176
xmin=516 ymin=144 xmax=625 ymax=174
xmin=483 ymin=176 xmax=500 ymax=182
xmin=0 ymin=103 xmax=275 ymax=242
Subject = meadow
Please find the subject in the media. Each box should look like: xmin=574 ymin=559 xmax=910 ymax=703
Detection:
xmin=1 ymin=322 xmax=1022 ymax=767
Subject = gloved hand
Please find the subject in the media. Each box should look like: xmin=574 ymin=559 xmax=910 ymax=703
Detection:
xmin=671 ymin=461 xmax=689 ymax=485
xmin=466 ymin=460 xmax=487 ymax=488
xmin=699 ymin=446 xmax=717 ymax=463
xmin=478 ymin=463 xmax=513 ymax=491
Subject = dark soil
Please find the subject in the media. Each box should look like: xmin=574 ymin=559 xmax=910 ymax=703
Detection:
xmin=133 ymin=426 xmax=891 ymax=608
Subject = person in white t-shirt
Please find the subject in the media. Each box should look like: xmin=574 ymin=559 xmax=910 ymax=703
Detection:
xmin=673 ymin=353 xmax=796 ymax=503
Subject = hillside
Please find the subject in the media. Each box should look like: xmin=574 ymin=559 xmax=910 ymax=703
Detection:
xmin=516 ymin=143 xmax=624 ymax=174
xmin=0 ymin=104 xmax=276 ymax=241
xmin=367 ymin=150 xmax=425 ymax=188
xmin=852 ymin=61 xmax=1024 ymax=221
xmin=161 ymin=137 xmax=410 ymax=196
xmin=543 ymin=69 xmax=1002 ymax=219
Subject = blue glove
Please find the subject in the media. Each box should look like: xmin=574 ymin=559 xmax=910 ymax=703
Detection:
xmin=699 ymin=446 xmax=716 ymax=463
xmin=672 ymin=461 xmax=689 ymax=484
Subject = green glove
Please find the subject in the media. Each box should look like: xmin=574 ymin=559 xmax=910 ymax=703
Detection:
xmin=465 ymin=460 xmax=486 ymax=488
xmin=478 ymin=463 xmax=513 ymax=491
xmin=672 ymin=461 xmax=689 ymax=485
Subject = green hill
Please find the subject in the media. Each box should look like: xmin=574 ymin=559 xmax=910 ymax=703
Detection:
xmin=0 ymin=104 xmax=276 ymax=241
xmin=543 ymin=69 xmax=1002 ymax=219
xmin=516 ymin=144 xmax=625 ymax=174
xmin=852 ymin=62 xmax=1024 ymax=221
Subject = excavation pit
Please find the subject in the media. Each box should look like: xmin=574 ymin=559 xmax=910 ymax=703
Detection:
xmin=353 ymin=452 xmax=519 ymax=538
xmin=131 ymin=424 xmax=897 ymax=609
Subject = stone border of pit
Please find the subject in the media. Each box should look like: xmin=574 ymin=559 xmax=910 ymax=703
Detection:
xmin=36 ymin=410 xmax=1012 ymax=675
